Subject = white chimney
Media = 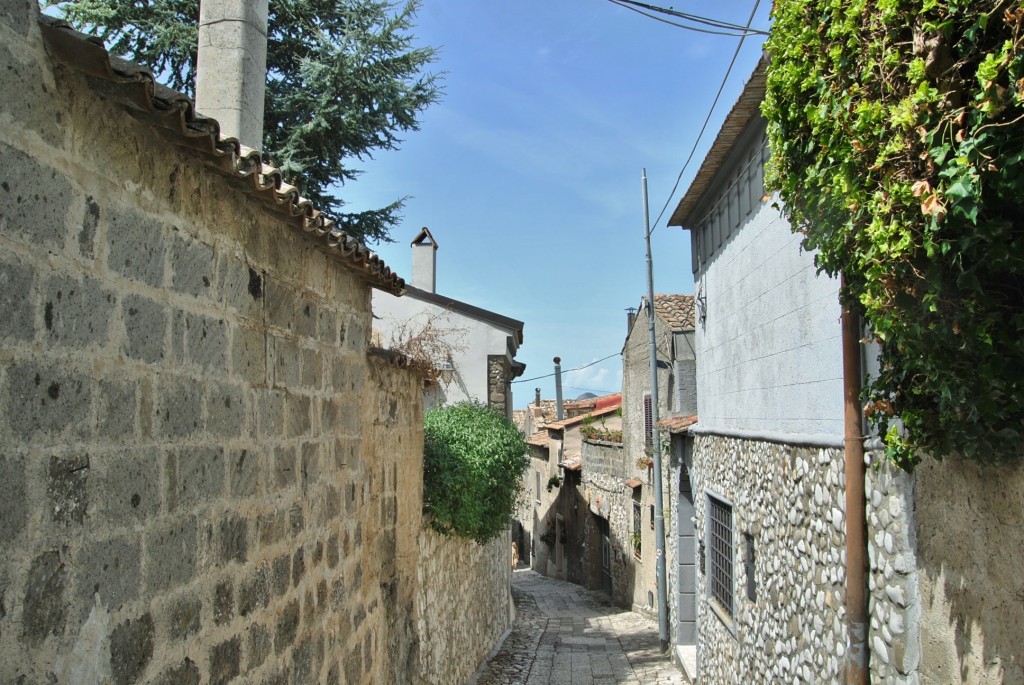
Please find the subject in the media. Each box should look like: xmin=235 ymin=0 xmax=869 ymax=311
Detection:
xmin=410 ymin=227 xmax=438 ymax=293
xmin=195 ymin=0 xmax=268 ymax=150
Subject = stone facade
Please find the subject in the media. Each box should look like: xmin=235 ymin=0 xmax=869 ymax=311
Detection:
xmin=415 ymin=529 xmax=513 ymax=685
xmin=487 ymin=355 xmax=510 ymax=416
xmin=690 ymin=435 xmax=849 ymax=684
xmin=0 ymin=7 xmax=513 ymax=684
xmin=619 ymin=297 xmax=695 ymax=622
xmin=580 ymin=439 xmax=641 ymax=608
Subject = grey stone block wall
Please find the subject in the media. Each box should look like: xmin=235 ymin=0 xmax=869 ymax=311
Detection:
xmin=0 ymin=8 xmax=430 ymax=684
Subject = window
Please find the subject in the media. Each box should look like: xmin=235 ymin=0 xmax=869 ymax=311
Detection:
xmin=643 ymin=393 xmax=653 ymax=452
xmin=632 ymin=487 xmax=642 ymax=558
xmin=535 ymin=471 xmax=541 ymax=504
xmin=707 ymin=494 xmax=734 ymax=616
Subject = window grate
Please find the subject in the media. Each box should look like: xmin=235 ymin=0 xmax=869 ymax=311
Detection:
xmin=633 ymin=491 xmax=642 ymax=558
xmin=707 ymin=495 xmax=733 ymax=615
xmin=643 ymin=393 xmax=653 ymax=451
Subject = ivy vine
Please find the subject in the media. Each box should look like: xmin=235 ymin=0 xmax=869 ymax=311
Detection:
xmin=764 ymin=0 xmax=1024 ymax=468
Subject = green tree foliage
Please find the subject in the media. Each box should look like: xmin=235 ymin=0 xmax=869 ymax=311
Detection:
xmin=423 ymin=402 xmax=528 ymax=544
xmin=764 ymin=0 xmax=1024 ymax=468
xmin=50 ymin=0 xmax=441 ymax=243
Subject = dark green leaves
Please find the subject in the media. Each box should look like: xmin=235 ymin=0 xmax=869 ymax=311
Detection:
xmin=423 ymin=402 xmax=528 ymax=544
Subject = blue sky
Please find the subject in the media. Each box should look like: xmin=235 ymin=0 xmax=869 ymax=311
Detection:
xmin=342 ymin=0 xmax=771 ymax=408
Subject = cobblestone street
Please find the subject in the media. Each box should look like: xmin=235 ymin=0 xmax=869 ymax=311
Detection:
xmin=470 ymin=570 xmax=687 ymax=685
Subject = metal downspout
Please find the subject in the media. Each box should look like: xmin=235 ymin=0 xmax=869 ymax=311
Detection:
xmin=842 ymin=279 xmax=868 ymax=684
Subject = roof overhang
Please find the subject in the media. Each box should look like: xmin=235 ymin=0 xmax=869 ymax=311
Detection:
xmin=668 ymin=56 xmax=768 ymax=230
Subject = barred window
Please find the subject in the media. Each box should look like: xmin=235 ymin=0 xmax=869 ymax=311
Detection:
xmin=707 ymin=494 xmax=734 ymax=616
xmin=643 ymin=393 xmax=653 ymax=451
xmin=632 ymin=488 xmax=642 ymax=558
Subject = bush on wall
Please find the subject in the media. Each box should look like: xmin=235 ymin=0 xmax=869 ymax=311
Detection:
xmin=423 ymin=402 xmax=528 ymax=543
xmin=764 ymin=0 xmax=1024 ymax=469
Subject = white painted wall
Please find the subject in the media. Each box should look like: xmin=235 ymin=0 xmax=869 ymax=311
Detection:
xmin=372 ymin=289 xmax=516 ymax=410
xmin=695 ymin=199 xmax=843 ymax=438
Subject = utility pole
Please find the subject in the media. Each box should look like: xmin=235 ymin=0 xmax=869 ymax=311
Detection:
xmin=642 ymin=169 xmax=670 ymax=652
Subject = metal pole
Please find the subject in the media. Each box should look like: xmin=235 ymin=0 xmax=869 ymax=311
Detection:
xmin=553 ymin=357 xmax=564 ymax=421
xmin=643 ymin=169 xmax=670 ymax=652
xmin=841 ymin=276 xmax=868 ymax=684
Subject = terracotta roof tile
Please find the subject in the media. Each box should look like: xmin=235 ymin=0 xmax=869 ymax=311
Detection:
xmin=624 ymin=479 xmax=643 ymax=489
xmin=653 ymin=294 xmax=695 ymax=331
xmin=657 ymin=415 xmax=698 ymax=433
xmin=39 ymin=16 xmax=404 ymax=294
xmin=559 ymin=457 xmax=583 ymax=472
xmin=526 ymin=431 xmax=549 ymax=447
xmin=545 ymin=394 xmax=622 ymax=431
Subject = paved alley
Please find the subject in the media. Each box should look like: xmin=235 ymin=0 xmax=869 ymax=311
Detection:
xmin=470 ymin=570 xmax=687 ymax=685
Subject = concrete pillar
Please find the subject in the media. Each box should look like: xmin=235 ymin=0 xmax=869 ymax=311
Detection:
xmin=195 ymin=0 xmax=268 ymax=150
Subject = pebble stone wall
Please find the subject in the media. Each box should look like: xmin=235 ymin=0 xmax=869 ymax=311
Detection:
xmin=691 ymin=435 xmax=923 ymax=684
xmin=865 ymin=456 xmax=921 ymax=684
xmin=691 ymin=435 xmax=849 ymax=684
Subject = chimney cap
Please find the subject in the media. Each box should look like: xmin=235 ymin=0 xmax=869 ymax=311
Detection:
xmin=411 ymin=227 xmax=438 ymax=249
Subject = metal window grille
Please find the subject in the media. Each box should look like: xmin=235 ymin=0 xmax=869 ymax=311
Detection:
xmin=633 ymin=495 xmax=642 ymax=557
xmin=707 ymin=495 xmax=734 ymax=615
xmin=644 ymin=393 xmax=653 ymax=451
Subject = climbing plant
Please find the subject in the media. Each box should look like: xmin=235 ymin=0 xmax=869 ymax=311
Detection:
xmin=423 ymin=402 xmax=528 ymax=544
xmin=764 ymin=0 xmax=1024 ymax=468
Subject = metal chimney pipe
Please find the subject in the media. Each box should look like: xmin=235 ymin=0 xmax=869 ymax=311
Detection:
xmin=195 ymin=0 xmax=268 ymax=150
xmin=626 ymin=307 xmax=637 ymax=332
xmin=553 ymin=357 xmax=564 ymax=420
xmin=535 ymin=388 xmax=542 ymax=406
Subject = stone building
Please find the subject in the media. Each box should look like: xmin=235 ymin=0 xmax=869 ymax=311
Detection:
xmin=520 ymin=394 xmax=622 ymax=582
xmin=372 ymin=228 xmax=525 ymax=418
xmin=667 ymin=56 xmax=1024 ymax=685
xmin=618 ymin=294 xmax=696 ymax=625
xmin=0 ymin=7 xmax=511 ymax=684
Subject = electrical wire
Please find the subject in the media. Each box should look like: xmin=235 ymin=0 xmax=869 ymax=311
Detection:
xmin=608 ymin=0 xmax=768 ymax=36
xmin=512 ymin=352 xmax=620 ymax=384
xmin=647 ymin=0 xmax=764 ymax=236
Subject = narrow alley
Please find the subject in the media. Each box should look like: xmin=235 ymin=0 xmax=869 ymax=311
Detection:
xmin=471 ymin=570 xmax=687 ymax=685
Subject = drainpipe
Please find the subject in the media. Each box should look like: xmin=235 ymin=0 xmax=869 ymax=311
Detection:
xmin=553 ymin=358 xmax=564 ymax=421
xmin=842 ymin=277 xmax=868 ymax=684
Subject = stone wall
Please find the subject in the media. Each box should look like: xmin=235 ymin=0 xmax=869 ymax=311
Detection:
xmin=581 ymin=440 xmax=639 ymax=608
xmin=690 ymin=434 xmax=928 ymax=685
xmin=691 ymin=435 xmax=849 ymax=684
xmin=865 ymin=457 xmax=920 ymax=683
xmin=415 ymin=528 xmax=513 ymax=685
xmin=0 ymin=6 xmax=431 ymax=683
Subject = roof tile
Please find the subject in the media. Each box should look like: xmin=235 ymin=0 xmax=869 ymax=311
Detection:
xmin=653 ymin=294 xmax=695 ymax=331
xmin=39 ymin=16 xmax=404 ymax=294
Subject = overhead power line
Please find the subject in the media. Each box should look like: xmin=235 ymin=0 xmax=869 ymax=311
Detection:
xmin=512 ymin=352 xmax=620 ymax=384
xmin=607 ymin=0 xmax=769 ymax=37
xmin=648 ymin=0 xmax=764 ymax=235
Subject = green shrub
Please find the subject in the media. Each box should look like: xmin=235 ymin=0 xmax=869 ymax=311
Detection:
xmin=423 ymin=402 xmax=528 ymax=543
xmin=764 ymin=0 xmax=1024 ymax=468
